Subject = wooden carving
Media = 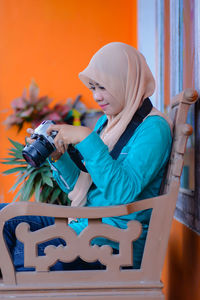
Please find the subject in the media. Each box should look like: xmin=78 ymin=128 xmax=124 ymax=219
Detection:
xmin=15 ymin=218 xmax=142 ymax=272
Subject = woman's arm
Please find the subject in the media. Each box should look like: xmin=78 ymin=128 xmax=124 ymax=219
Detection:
xmin=47 ymin=116 xmax=106 ymax=194
xmin=49 ymin=152 xmax=81 ymax=193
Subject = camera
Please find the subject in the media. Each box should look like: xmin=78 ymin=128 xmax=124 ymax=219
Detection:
xmin=22 ymin=120 xmax=57 ymax=168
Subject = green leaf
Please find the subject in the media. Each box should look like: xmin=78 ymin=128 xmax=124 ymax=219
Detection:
xmin=41 ymin=173 xmax=53 ymax=187
xmin=29 ymin=186 xmax=36 ymax=199
xmin=35 ymin=179 xmax=42 ymax=202
xmin=42 ymin=171 xmax=53 ymax=178
xmin=62 ymin=193 xmax=71 ymax=206
xmin=9 ymin=147 xmax=23 ymax=154
xmin=57 ymin=191 xmax=69 ymax=206
xmin=2 ymin=167 xmax=27 ymax=175
xmin=39 ymin=166 xmax=52 ymax=174
xmin=7 ymin=150 xmax=24 ymax=160
xmin=1 ymin=158 xmax=20 ymax=161
xmin=8 ymin=138 xmax=24 ymax=151
xmin=13 ymin=189 xmax=23 ymax=202
xmin=9 ymin=167 xmax=34 ymax=192
xmin=1 ymin=160 xmax=27 ymax=165
xmin=40 ymin=185 xmax=53 ymax=203
xmin=49 ymin=188 xmax=61 ymax=204
xmin=20 ymin=172 xmax=38 ymax=201
xmin=9 ymin=175 xmax=24 ymax=193
xmin=20 ymin=185 xmax=35 ymax=202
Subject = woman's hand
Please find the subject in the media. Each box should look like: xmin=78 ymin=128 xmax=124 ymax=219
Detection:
xmin=46 ymin=124 xmax=92 ymax=154
xmin=26 ymin=128 xmax=35 ymax=144
xmin=26 ymin=128 xmax=62 ymax=161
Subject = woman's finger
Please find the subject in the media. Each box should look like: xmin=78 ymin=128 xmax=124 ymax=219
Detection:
xmin=46 ymin=124 xmax=63 ymax=135
xmin=53 ymin=135 xmax=66 ymax=153
xmin=26 ymin=137 xmax=35 ymax=144
xmin=27 ymin=128 xmax=34 ymax=134
xmin=59 ymin=140 xmax=65 ymax=154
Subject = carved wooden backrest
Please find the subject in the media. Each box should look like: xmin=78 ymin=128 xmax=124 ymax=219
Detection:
xmin=162 ymin=88 xmax=198 ymax=194
xmin=0 ymin=89 xmax=198 ymax=299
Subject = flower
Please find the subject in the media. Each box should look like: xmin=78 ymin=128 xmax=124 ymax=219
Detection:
xmin=4 ymin=80 xmax=103 ymax=132
xmin=4 ymin=81 xmax=75 ymax=131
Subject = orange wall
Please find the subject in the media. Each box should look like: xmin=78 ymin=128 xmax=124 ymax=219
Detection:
xmin=0 ymin=0 xmax=137 ymax=203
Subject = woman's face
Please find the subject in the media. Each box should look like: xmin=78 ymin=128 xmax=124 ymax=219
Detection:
xmin=89 ymin=81 xmax=123 ymax=116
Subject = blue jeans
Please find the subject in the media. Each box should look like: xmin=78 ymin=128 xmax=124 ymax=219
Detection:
xmin=0 ymin=203 xmax=105 ymax=272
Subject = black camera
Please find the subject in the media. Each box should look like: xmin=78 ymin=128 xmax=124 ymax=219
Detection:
xmin=22 ymin=120 xmax=57 ymax=168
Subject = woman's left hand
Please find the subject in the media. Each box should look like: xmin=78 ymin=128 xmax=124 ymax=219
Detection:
xmin=46 ymin=124 xmax=92 ymax=154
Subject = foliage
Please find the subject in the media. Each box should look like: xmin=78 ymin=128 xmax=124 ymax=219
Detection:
xmin=2 ymin=81 xmax=102 ymax=204
xmin=4 ymin=81 xmax=86 ymax=131
xmin=1 ymin=138 xmax=70 ymax=205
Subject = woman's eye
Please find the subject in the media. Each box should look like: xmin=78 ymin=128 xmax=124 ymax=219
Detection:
xmin=99 ymin=86 xmax=105 ymax=90
xmin=89 ymin=86 xmax=95 ymax=90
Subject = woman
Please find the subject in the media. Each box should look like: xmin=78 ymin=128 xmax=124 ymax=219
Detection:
xmin=0 ymin=42 xmax=172 ymax=271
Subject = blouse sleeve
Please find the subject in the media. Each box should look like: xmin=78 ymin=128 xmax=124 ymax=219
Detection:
xmin=49 ymin=152 xmax=81 ymax=193
xmin=48 ymin=115 xmax=107 ymax=193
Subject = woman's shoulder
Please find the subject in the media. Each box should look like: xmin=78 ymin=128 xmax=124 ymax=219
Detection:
xmin=140 ymin=115 xmax=172 ymax=135
xmin=132 ymin=115 xmax=172 ymax=147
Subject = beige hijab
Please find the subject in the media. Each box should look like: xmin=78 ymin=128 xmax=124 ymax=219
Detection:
xmin=68 ymin=42 xmax=172 ymax=212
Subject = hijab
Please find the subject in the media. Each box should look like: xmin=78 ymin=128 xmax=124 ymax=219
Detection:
xmin=68 ymin=42 xmax=172 ymax=213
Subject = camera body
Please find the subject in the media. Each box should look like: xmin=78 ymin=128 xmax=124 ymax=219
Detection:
xmin=22 ymin=120 xmax=57 ymax=167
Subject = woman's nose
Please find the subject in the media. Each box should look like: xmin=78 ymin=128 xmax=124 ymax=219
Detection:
xmin=93 ymin=91 xmax=104 ymax=102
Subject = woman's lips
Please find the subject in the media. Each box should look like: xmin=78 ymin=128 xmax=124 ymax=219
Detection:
xmin=99 ymin=103 xmax=109 ymax=109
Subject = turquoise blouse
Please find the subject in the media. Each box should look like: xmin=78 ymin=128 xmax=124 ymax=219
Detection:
xmin=49 ymin=115 xmax=172 ymax=268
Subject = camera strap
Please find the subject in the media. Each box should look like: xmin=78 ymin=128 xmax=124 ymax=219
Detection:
xmin=67 ymin=97 xmax=153 ymax=172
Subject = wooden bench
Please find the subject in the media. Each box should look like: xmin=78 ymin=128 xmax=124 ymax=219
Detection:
xmin=0 ymin=88 xmax=198 ymax=300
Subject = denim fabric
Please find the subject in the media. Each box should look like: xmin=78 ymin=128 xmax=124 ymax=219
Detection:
xmin=0 ymin=203 xmax=104 ymax=272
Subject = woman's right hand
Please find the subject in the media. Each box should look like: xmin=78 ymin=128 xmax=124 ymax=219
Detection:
xmin=26 ymin=128 xmax=62 ymax=162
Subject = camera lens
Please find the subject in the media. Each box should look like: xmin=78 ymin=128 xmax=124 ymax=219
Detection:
xmin=22 ymin=137 xmax=55 ymax=167
xmin=22 ymin=153 xmax=38 ymax=167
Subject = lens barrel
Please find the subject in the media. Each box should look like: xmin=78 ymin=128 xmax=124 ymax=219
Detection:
xmin=22 ymin=136 xmax=55 ymax=167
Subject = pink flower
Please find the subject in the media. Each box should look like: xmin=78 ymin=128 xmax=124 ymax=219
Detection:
xmin=19 ymin=107 xmax=34 ymax=118
xmin=46 ymin=112 xmax=62 ymax=121
xmin=38 ymin=106 xmax=51 ymax=116
xmin=53 ymin=103 xmax=70 ymax=117
xmin=29 ymin=81 xmax=39 ymax=103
